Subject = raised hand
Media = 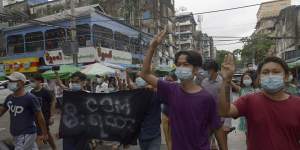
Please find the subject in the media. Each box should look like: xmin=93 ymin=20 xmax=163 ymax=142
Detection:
xmin=149 ymin=29 xmax=167 ymax=48
xmin=221 ymin=54 xmax=235 ymax=82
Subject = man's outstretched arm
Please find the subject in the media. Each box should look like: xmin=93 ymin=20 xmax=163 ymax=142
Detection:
xmin=140 ymin=30 xmax=167 ymax=88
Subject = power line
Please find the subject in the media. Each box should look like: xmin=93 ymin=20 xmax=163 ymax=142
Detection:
xmin=215 ymin=41 xmax=243 ymax=46
xmin=77 ymin=3 xmax=262 ymax=23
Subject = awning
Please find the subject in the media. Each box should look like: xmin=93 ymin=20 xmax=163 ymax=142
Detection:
xmin=81 ymin=63 xmax=115 ymax=76
xmin=42 ymin=65 xmax=81 ymax=80
xmin=288 ymin=59 xmax=300 ymax=68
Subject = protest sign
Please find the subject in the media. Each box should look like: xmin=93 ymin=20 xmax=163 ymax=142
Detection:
xmin=60 ymin=89 xmax=153 ymax=144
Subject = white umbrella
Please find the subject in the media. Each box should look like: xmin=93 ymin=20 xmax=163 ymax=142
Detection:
xmin=81 ymin=63 xmax=115 ymax=76
xmin=102 ymin=62 xmax=125 ymax=70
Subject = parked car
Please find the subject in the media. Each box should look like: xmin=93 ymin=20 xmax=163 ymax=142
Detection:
xmin=0 ymin=80 xmax=8 ymax=89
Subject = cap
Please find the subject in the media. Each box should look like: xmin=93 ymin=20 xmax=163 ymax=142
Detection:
xmin=6 ymin=72 xmax=27 ymax=82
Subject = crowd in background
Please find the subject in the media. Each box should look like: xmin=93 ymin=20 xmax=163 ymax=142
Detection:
xmin=0 ymin=30 xmax=299 ymax=150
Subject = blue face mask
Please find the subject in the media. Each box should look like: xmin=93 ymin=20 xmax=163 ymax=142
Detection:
xmin=70 ymin=83 xmax=81 ymax=91
xmin=135 ymin=77 xmax=146 ymax=88
xmin=175 ymin=67 xmax=193 ymax=81
xmin=261 ymin=74 xmax=284 ymax=94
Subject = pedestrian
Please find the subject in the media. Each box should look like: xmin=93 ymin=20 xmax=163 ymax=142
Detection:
xmin=237 ymin=72 xmax=255 ymax=137
xmin=285 ymin=71 xmax=298 ymax=95
xmin=95 ymin=76 xmax=109 ymax=93
xmin=219 ymin=55 xmax=300 ymax=150
xmin=140 ymin=30 xmax=226 ymax=150
xmin=30 ymin=74 xmax=57 ymax=150
xmin=162 ymin=71 xmax=177 ymax=150
xmin=59 ymin=71 xmax=91 ymax=150
xmin=0 ymin=72 xmax=48 ymax=150
xmin=133 ymin=77 xmax=162 ymax=150
xmin=200 ymin=61 xmax=230 ymax=150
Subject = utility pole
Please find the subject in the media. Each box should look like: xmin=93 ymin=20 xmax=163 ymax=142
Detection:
xmin=70 ymin=0 xmax=78 ymax=66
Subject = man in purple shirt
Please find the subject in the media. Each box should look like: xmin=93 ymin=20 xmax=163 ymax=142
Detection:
xmin=140 ymin=30 xmax=226 ymax=150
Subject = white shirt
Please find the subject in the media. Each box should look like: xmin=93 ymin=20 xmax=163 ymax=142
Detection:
xmin=95 ymin=82 xmax=109 ymax=93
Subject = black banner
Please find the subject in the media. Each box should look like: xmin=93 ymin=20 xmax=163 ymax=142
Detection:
xmin=60 ymin=89 xmax=153 ymax=144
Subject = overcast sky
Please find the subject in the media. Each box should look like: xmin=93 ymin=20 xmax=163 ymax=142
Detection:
xmin=175 ymin=0 xmax=300 ymax=51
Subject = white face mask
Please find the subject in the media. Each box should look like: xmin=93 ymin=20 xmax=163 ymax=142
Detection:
xmin=70 ymin=83 xmax=81 ymax=91
xmin=135 ymin=77 xmax=146 ymax=88
xmin=175 ymin=67 xmax=193 ymax=81
xmin=8 ymin=82 xmax=18 ymax=92
xmin=243 ymin=79 xmax=252 ymax=87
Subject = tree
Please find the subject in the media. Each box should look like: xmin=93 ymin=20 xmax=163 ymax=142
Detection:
xmin=240 ymin=34 xmax=274 ymax=65
xmin=216 ymin=50 xmax=230 ymax=65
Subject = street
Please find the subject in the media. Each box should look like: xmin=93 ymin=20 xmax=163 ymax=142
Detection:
xmin=0 ymin=89 xmax=246 ymax=150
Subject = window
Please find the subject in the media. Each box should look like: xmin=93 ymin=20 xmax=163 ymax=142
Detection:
xmin=77 ymin=24 xmax=91 ymax=47
xmin=143 ymin=11 xmax=151 ymax=19
xmin=45 ymin=28 xmax=66 ymax=50
xmin=92 ymin=24 xmax=113 ymax=48
xmin=25 ymin=32 xmax=44 ymax=52
xmin=114 ymin=32 xmax=129 ymax=51
xmin=7 ymin=35 xmax=24 ymax=54
xmin=130 ymin=38 xmax=140 ymax=53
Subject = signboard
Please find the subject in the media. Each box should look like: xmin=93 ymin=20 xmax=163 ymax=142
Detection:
xmin=44 ymin=47 xmax=133 ymax=65
xmin=97 ymin=47 xmax=132 ymax=64
xmin=3 ymin=58 xmax=39 ymax=74
xmin=60 ymin=90 xmax=153 ymax=144
xmin=44 ymin=47 xmax=98 ymax=65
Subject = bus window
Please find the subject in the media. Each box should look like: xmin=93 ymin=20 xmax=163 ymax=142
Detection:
xmin=25 ymin=31 xmax=44 ymax=52
xmin=7 ymin=34 xmax=24 ymax=54
xmin=92 ymin=24 xmax=113 ymax=48
xmin=77 ymin=24 xmax=91 ymax=47
xmin=114 ymin=32 xmax=129 ymax=51
xmin=45 ymin=28 xmax=66 ymax=50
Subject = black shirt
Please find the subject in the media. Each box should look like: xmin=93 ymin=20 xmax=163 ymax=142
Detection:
xmin=31 ymin=87 xmax=53 ymax=119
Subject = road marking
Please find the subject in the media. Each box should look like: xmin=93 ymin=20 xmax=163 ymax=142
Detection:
xmin=0 ymin=128 xmax=6 ymax=132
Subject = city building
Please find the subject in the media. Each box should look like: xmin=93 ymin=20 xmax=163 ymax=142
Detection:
xmin=274 ymin=5 xmax=300 ymax=63
xmin=0 ymin=5 xmax=152 ymax=75
xmin=175 ymin=12 xmax=197 ymax=51
xmin=255 ymin=0 xmax=291 ymax=35
xmin=194 ymin=30 xmax=215 ymax=60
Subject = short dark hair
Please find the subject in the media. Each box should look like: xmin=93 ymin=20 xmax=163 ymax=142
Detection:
xmin=207 ymin=61 xmax=219 ymax=72
xmin=257 ymin=57 xmax=289 ymax=75
xmin=175 ymin=51 xmax=202 ymax=67
xmin=32 ymin=74 xmax=44 ymax=82
xmin=71 ymin=71 xmax=87 ymax=81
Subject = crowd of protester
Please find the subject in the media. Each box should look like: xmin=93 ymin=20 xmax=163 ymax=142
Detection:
xmin=0 ymin=30 xmax=299 ymax=150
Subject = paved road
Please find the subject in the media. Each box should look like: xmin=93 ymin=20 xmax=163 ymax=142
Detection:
xmin=0 ymin=89 xmax=246 ymax=150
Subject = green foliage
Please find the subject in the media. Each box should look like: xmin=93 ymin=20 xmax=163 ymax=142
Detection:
xmin=216 ymin=50 xmax=229 ymax=65
xmin=240 ymin=34 xmax=274 ymax=65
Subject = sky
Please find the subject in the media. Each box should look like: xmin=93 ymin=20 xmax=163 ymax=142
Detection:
xmin=175 ymin=0 xmax=300 ymax=51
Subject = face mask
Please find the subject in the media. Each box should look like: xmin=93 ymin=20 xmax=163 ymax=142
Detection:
xmin=175 ymin=67 xmax=193 ymax=81
xmin=243 ymin=79 xmax=252 ymax=87
xmin=261 ymin=74 xmax=284 ymax=94
xmin=8 ymin=82 xmax=18 ymax=92
xmin=288 ymin=75 xmax=293 ymax=82
xmin=136 ymin=77 xmax=146 ymax=88
xmin=70 ymin=83 xmax=81 ymax=91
